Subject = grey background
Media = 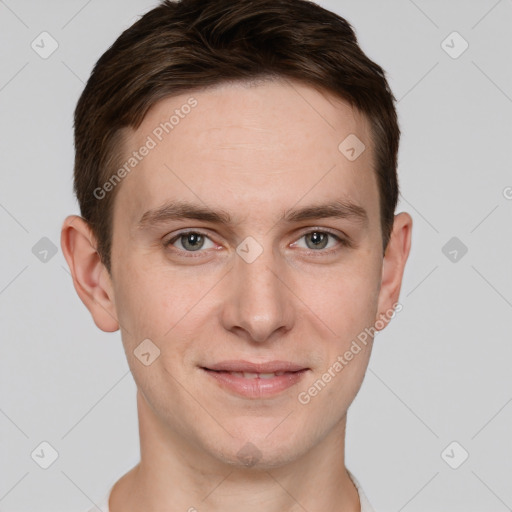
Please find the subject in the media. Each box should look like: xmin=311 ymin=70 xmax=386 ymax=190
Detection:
xmin=1 ymin=0 xmax=511 ymax=510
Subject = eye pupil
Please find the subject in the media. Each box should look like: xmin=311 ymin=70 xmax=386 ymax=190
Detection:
xmin=306 ymin=232 xmax=328 ymax=250
xmin=182 ymin=233 xmax=203 ymax=251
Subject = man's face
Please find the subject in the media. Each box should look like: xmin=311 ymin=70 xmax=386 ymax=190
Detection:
xmin=109 ymin=79 xmax=386 ymax=468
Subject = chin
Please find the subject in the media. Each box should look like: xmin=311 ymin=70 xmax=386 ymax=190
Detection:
xmin=209 ymin=427 xmax=310 ymax=471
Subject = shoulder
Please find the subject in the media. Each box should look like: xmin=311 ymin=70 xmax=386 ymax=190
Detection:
xmin=347 ymin=470 xmax=377 ymax=512
xmin=85 ymin=486 xmax=112 ymax=512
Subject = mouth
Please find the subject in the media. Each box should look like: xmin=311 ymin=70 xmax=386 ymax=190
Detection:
xmin=200 ymin=360 xmax=310 ymax=398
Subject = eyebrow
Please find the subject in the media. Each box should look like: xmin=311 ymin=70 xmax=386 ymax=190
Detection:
xmin=137 ymin=198 xmax=368 ymax=229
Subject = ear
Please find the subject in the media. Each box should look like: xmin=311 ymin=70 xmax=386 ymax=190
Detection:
xmin=375 ymin=212 xmax=413 ymax=331
xmin=60 ymin=215 xmax=119 ymax=332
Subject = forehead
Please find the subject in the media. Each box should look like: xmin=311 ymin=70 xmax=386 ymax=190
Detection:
xmin=113 ymin=79 xmax=378 ymax=229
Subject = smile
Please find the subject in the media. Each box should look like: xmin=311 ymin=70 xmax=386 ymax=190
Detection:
xmin=200 ymin=361 xmax=309 ymax=398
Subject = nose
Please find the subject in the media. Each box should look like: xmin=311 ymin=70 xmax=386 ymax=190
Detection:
xmin=220 ymin=244 xmax=295 ymax=344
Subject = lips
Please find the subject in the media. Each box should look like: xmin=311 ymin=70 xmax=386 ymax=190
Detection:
xmin=201 ymin=360 xmax=309 ymax=398
xmin=203 ymin=360 xmax=308 ymax=373
xmin=216 ymin=371 xmax=286 ymax=379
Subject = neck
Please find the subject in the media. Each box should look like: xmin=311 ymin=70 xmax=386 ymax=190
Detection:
xmin=109 ymin=390 xmax=361 ymax=512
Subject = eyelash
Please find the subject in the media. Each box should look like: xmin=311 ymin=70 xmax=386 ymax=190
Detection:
xmin=163 ymin=229 xmax=351 ymax=257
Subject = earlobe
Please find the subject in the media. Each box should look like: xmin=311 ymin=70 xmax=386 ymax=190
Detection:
xmin=375 ymin=212 xmax=413 ymax=331
xmin=60 ymin=215 xmax=119 ymax=332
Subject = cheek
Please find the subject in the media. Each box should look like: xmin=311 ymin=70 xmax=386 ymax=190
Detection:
xmin=112 ymin=261 xmax=213 ymax=354
xmin=112 ymin=265 xmax=170 ymax=340
xmin=313 ymin=265 xmax=380 ymax=339
xmin=307 ymin=278 xmax=377 ymax=399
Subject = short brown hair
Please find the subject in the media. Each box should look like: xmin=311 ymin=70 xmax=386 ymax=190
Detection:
xmin=73 ymin=0 xmax=400 ymax=274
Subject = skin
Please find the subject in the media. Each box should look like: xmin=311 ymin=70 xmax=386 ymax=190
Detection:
xmin=61 ymin=78 xmax=412 ymax=512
